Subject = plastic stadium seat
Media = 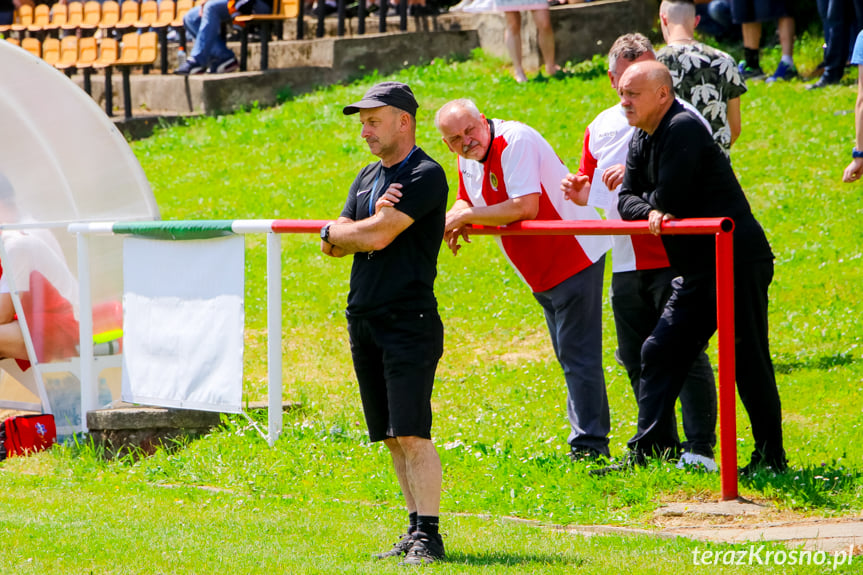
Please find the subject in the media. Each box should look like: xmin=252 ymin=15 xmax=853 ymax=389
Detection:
xmin=26 ymin=4 xmax=50 ymax=34
xmin=41 ymin=37 xmax=60 ymax=65
xmin=236 ymin=0 xmax=299 ymax=71
xmin=134 ymin=0 xmax=158 ymax=29
xmin=115 ymin=0 xmax=140 ymax=32
xmin=98 ymin=1 xmax=121 ymax=31
xmin=10 ymin=5 xmax=34 ymax=34
xmin=55 ymin=35 xmax=79 ymax=71
xmin=43 ymin=3 xmax=69 ymax=34
xmin=61 ymin=2 xmax=85 ymax=32
xmin=79 ymin=1 xmax=102 ymax=32
xmin=74 ymin=37 xmax=99 ymax=94
xmin=21 ymin=37 xmax=40 ymax=58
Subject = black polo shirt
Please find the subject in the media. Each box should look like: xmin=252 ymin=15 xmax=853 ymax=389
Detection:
xmin=618 ymin=100 xmax=773 ymax=276
xmin=340 ymin=147 xmax=448 ymax=318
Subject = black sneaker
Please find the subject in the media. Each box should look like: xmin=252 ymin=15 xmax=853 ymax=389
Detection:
xmin=569 ymin=445 xmax=605 ymax=462
xmin=739 ymin=451 xmax=788 ymax=476
xmin=211 ymin=55 xmax=239 ymax=74
xmin=588 ymin=450 xmax=646 ymax=477
xmin=373 ymin=533 xmax=414 ymax=560
xmin=399 ymin=531 xmax=445 ymax=566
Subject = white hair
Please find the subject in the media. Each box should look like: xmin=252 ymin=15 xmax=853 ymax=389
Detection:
xmin=434 ymin=98 xmax=483 ymax=130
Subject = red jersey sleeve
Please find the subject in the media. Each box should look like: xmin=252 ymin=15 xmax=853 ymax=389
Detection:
xmin=455 ymin=159 xmax=473 ymax=205
xmin=577 ymin=126 xmax=597 ymax=182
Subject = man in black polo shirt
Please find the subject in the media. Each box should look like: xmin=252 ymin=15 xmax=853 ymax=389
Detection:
xmin=594 ymin=61 xmax=786 ymax=476
xmin=320 ymin=82 xmax=449 ymax=565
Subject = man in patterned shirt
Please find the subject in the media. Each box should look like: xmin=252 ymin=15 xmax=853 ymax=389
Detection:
xmin=657 ymin=0 xmax=747 ymax=155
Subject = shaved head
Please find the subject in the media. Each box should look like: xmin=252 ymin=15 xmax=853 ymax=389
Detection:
xmin=617 ymin=61 xmax=676 ymax=134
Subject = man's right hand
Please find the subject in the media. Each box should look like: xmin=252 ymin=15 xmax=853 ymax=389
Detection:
xmin=444 ymin=226 xmax=471 ymax=256
xmin=601 ymin=163 xmax=625 ymax=191
xmin=560 ymin=173 xmax=590 ymax=205
xmin=843 ymin=157 xmax=863 ymax=183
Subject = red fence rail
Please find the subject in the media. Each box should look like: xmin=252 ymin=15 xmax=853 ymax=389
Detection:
xmin=275 ymin=217 xmax=739 ymax=500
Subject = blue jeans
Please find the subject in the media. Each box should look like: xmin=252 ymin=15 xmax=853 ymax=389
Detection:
xmin=533 ymin=256 xmax=610 ymax=455
xmin=183 ymin=0 xmax=268 ymax=67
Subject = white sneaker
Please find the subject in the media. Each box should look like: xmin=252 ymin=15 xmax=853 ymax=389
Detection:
xmin=676 ymin=452 xmax=718 ymax=472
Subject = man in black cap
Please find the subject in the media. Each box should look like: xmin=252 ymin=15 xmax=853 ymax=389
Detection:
xmin=320 ymin=81 xmax=449 ymax=565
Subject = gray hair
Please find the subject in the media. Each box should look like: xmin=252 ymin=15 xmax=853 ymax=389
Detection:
xmin=434 ymin=98 xmax=483 ymax=130
xmin=608 ymin=33 xmax=655 ymax=76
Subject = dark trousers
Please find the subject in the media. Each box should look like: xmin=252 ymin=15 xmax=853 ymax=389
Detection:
xmin=533 ymin=256 xmax=610 ymax=455
xmin=627 ymin=260 xmax=784 ymax=463
xmin=611 ymin=268 xmax=716 ymax=458
xmin=818 ymin=0 xmax=863 ymax=81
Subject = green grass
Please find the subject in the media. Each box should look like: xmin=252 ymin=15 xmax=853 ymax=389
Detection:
xmin=2 ymin=38 xmax=863 ymax=573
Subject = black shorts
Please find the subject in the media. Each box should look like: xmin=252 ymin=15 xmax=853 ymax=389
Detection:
xmin=347 ymin=310 xmax=443 ymax=442
xmin=730 ymin=0 xmax=789 ymax=23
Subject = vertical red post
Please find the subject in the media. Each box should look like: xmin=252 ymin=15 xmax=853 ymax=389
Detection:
xmin=715 ymin=229 xmax=737 ymax=500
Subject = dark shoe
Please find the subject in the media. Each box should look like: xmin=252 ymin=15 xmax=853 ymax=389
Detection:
xmin=588 ymin=450 xmax=646 ymax=477
xmin=739 ymin=450 xmax=788 ymax=476
xmin=174 ymin=57 xmax=205 ymax=75
xmin=399 ymin=532 xmax=445 ymax=565
xmin=806 ymin=75 xmax=841 ymax=90
xmin=737 ymin=60 xmax=764 ymax=80
xmin=765 ymin=60 xmax=798 ymax=84
xmin=373 ymin=533 xmax=414 ymax=560
xmin=210 ymin=55 xmax=238 ymax=74
xmin=569 ymin=445 xmax=605 ymax=462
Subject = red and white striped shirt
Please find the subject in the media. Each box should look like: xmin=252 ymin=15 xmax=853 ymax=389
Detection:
xmin=457 ymin=119 xmax=611 ymax=293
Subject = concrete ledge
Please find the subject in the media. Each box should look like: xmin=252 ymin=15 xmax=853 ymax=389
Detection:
xmin=87 ymin=405 xmax=222 ymax=431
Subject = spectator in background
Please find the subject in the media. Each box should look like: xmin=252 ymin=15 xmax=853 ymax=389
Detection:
xmin=694 ymin=0 xmax=736 ymax=41
xmin=464 ymin=0 xmax=559 ymax=82
xmin=732 ymin=0 xmax=797 ymax=83
xmin=658 ymin=0 xmax=747 ymax=155
xmin=560 ymin=33 xmax=718 ymax=471
xmin=175 ymin=0 xmax=271 ymax=75
xmin=843 ymin=30 xmax=863 ymax=182
xmin=433 ymin=98 xmax=613 ymax=461
xmin=808 ymin=0 xmax=863 ymax=89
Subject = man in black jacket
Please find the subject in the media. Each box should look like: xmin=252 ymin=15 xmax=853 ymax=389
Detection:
xmin=595 ymin=60 xmax=786 ymax=476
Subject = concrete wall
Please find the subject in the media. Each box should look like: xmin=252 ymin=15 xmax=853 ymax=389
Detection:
xmin=455 ymin=0 xmax=659 ymax=70
xmin=90 ymin=0 xmax=659 ymax=124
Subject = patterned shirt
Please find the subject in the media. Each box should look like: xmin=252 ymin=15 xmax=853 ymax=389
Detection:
xmin=657 ymin=42 xmax=747 ymax=155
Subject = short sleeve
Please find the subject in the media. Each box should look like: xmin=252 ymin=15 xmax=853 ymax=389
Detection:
xmin=340 ymin=169 xmax=367 ymax=220
xmin=499 ymin=130 xmax=542 ymax=199
xmin=391 ymin=160 xmax=449 ymax=222
xmin=853 ymin=30 xmax=863 ymax=65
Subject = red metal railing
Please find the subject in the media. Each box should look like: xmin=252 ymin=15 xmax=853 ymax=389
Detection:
xmin=274 ymin=217 xmax=739 ymax=500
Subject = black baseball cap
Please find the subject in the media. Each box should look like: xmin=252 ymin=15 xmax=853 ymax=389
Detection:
xmin=342 ymin=82 xmax=419 ymax=117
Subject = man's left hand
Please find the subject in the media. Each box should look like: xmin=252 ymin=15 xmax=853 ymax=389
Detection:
xmin=648 ymin=209 xmax=675 ymax=235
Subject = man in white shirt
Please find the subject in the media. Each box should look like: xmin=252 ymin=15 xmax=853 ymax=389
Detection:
xmin=436 ymin=99 xmax=613 ymax=461
xmin=560 ymin=34 xmax=717 ymax=471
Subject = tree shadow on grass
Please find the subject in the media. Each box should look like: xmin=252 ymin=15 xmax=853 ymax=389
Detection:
xmin=740 ymin=462 xmax=863 ymax=510
xmin=443 ymin=551 xmax=587 ymax=567
xmin=773 ymin=352 xmax=859 ymax=375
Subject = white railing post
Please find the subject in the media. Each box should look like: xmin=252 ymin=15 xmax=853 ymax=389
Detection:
xmin=76 ymin=232 xmax=96 ymax=433
xmin=266 ymin=232 xmax=283 ymax=446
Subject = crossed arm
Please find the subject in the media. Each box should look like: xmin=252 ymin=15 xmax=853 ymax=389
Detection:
xmin=320 ymin=185 xmax=415 ymax=258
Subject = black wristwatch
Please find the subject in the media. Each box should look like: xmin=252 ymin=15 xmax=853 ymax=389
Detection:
xmin=320 ymin=222 xmax=333 ymax=243
xmin=853 ymin=148 xmax=863 ymax=159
